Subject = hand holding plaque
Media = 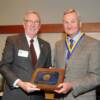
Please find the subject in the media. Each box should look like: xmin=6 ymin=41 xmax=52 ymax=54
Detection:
xmin=31 ymin=68 xmax=64 ymax=91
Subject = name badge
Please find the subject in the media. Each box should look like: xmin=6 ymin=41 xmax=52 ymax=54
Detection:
xmin=18 ymin=49 xmax=29 ymax=57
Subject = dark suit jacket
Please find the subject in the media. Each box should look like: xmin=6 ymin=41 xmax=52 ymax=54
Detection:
xmin=0 ymin=34 xmax=51 ymax=100
xmin=54 ymin=34 xmax=100 ymax=100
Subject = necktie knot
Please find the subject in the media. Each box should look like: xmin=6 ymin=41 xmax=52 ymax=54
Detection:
xmin=70 ymin=39 xmax=73 ymax=44
xmin=70 ymin=39 xmax=74 ymax=48
xmin=30 ymin=39 xmax=34 ymax=44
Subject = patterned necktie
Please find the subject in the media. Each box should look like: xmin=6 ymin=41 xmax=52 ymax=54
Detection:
xmin=70 ymin=39 xmax=74 ymax=49
xmin=30 ymin=39 xmax=37 ymax=66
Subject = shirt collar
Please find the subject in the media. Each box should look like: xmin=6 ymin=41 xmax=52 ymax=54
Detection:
xmin=67 ymin=31 xmax=81 ymax=43
xmin=25 ymin=34 xmax=38 ymax=42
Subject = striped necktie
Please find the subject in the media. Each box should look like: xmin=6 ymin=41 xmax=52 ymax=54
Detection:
xmin=70 ymin=39 xmax=74 ymax=49
xmin=30 ymin=39 xmax=37 ymax=66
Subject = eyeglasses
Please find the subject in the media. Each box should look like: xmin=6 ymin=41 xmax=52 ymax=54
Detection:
xmin=25 ymin=20 xmax=40 ymax=24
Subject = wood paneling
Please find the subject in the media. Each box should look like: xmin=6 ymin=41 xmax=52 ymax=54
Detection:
xmin=0 ymin=23 xmax=100 ymax=34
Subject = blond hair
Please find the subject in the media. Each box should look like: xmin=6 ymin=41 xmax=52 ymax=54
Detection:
xmin=24 ymin=10 xmax=41 ymax=23
xmin=64 ymin=8 xmax=80 ymax=21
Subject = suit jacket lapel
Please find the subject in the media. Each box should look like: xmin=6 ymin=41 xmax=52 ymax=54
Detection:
xmin=68 ymin=35 xmax=85 ymax=64
xmin=20 ymin=34 xmax=32 ymax=61
xmin=35 ymin=38 xmax=45 ymax=68
xmin=19 ymin=34 xmax=29 ymax=50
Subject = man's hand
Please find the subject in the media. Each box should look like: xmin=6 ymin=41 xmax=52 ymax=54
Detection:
xmin=17 ymin=80 xmax=40 ymax=93
xmin=54 ymin=82 xmax=73 ymax=94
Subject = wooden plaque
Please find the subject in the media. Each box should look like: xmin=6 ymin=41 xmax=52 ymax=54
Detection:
xmin=31 ymin=68 xmax=64 ymax=91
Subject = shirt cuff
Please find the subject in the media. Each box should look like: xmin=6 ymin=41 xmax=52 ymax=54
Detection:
xmin=13 ymin=79 xmax=21 ymax=88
